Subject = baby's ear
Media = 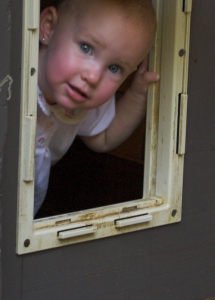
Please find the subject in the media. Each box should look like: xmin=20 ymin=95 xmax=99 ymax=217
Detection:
xmin=39 ymin=6 xmax=58 ymax=45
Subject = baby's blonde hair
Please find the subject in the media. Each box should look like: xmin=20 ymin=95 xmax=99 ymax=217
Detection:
xmin=41 ymin=0 xmax=156 ymax=36
xmin=41 ymin=0 xmax=155 ymax=19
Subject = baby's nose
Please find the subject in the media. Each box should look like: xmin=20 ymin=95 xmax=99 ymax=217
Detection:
xmin=81 ymin=64 xmax=103 ymax=86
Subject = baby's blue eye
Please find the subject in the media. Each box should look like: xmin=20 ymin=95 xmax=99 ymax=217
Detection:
xmin=80 ymin=43 xmax=92 ymax=55
xmin=109 ymin=65 xmax=121 ymax=74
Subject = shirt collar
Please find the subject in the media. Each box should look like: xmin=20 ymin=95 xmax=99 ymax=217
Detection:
xmin=37 ymin=86 xmax=51 ymax=116
xmin=37 ymin=86 xmax=88 ymax=123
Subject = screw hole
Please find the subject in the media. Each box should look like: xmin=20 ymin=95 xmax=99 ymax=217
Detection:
xmin=30 ymin=68 xmax=36 ymax=76
xmin=179 ymin=49 xmax=186 ymax=57
xmin=24 ymin=239 xmax=30 ymax=247
xmin=172 ymin=209 xmax=177 ymax=217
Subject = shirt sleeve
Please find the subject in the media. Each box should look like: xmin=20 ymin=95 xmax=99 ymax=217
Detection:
xmin=34 ymin=146 xmax=51 ymax=216
xmin=77 ymin=95 xmax=115 ymax=137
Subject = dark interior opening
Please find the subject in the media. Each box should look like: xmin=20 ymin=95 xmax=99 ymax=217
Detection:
xmin=35 ymin=136 xmax=144 ymax=219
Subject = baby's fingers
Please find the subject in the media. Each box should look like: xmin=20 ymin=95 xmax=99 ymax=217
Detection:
xmin=134 ymin=70 xmax=159 ymax=87
xmin=131 ymin=69 xmax=159 ymax=96
xmin=143 ymin=71 xmax=160 ymax=84
xmin=136 ymin=58 xmax=159 ymax=84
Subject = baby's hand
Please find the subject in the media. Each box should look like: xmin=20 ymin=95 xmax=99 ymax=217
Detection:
xmin=83 ymin=59 xmax=159 ymax=152
xmin=130 ymin=58 xmax=159 ymax=98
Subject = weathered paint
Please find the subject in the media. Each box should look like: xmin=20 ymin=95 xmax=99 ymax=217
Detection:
xmin=0 ymin=75 xmax=13 ymax=100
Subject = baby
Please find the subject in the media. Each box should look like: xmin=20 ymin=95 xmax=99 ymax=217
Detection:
xmin=34 ymin=0 xmax=159 ymax=215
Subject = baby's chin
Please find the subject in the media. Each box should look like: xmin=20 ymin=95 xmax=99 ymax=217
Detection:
xmin=54 ymin=99 xmax=87 ymax=111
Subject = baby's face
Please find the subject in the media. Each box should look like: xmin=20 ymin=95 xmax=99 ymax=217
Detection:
xmin=39 ymin=3 xmax=154 ymax=109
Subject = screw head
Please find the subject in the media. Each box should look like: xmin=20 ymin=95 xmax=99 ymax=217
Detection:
xmin=24 ymin=239 xmax=30 ymax=247
xmin=179 ymin=49 xmax=186 ymax=57
xmin=172 ymin=209 xmax=177 ymax=217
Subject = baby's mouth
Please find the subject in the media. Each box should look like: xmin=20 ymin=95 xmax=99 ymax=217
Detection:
xmin=68 ymin=84 xmax=87 ymax=98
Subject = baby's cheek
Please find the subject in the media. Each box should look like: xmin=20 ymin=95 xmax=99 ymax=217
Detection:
xmin=90 ymin=90 xmax=113 ymax=108
xmin=100 ymin=82 xmax=118 ymax=100
xmin=95 ymin=89 xmax=114 ymax=107
xmin=46 ymin=58 xmax=69 ymax=84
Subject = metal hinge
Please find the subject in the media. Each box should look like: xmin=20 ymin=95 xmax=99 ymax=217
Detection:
xmin=176 ymin=94 xmax=188 ymax=155
xmin=183 ymin=0 xmax=193 ymax=12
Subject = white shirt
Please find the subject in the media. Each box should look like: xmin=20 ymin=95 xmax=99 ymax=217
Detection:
xmin=34 ymin=87 xmax=115 ymax=215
